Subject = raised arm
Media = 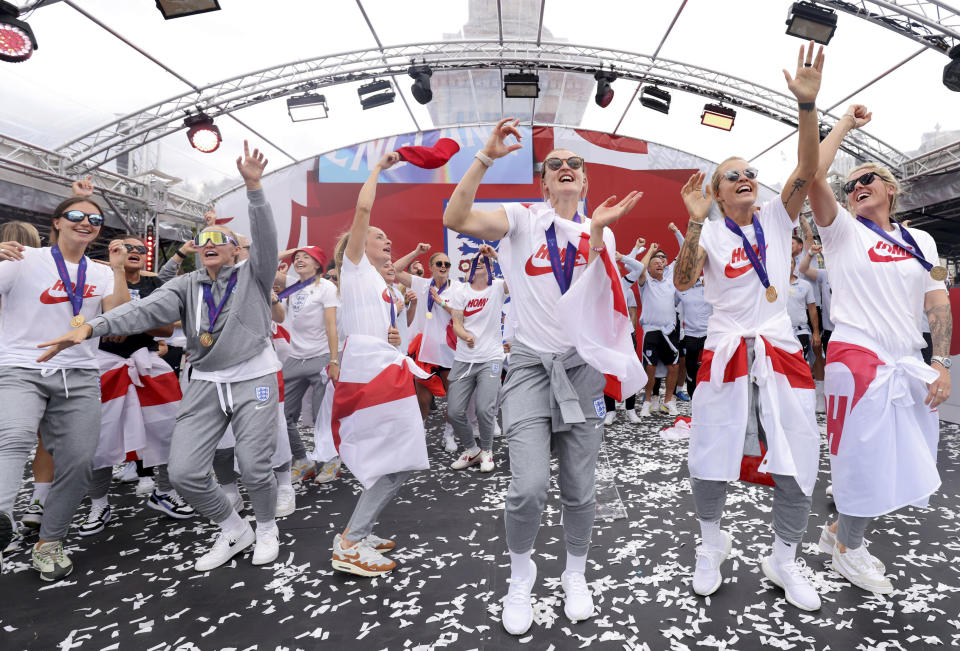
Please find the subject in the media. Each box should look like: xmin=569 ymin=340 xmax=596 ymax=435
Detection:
xmin=635 ymin=243 xmax=657 ymax=287
xmin=809 ymin=105 xmax=872 ymax=228
xmin=101 ymin=239 xmax=132 ymax=312
xmin=346 ymin=152 xmax=399 ymax=265
xmin=394 ymin=242 xmax=430 ymax=288
xmin=798 ymin=244 xmax=821 ymax=282
xmin=442 ymin=118 xmax=519 ymax=241
xmin=674 ymin=172 xmax=711 ymax=291
xmin=780 ymin=42 xmax=824 ymax=220
xmin=669 ymin=222 xmax=685 ymax=248
xmin=236 ymin=141 xmax=277 ymax=295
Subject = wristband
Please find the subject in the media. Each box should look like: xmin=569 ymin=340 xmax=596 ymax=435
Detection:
xmin=798 ymin=101 xmax=816 ymax=112
xmin=175 ymin=248 xmax=187 ymax=258
xmin=474 ymin=151 xmax=494 ymax=168
xmin=329 ymin=359 xmax=340 ymax=366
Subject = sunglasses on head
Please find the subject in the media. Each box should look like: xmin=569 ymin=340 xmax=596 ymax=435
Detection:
xmin=59 ymin=209 xmax=104 ymax=227
xmin=722 ymin=167 xmax=758 ymax=183
xmin=842 ymin=171 xmax=885 ymax=195
xmin=194 ymin=231 xmax=238 ymax=247
xmin=544 ymin=156 xmax=585 ymax=172
xmin=124 ymin=244 xmax=148 ymax=254
xmin=434 ymin=261 xmax=451 ymax=269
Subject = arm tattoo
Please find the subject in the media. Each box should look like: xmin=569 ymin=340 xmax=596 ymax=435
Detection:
xmin=926 ymin=304 xmax=953 ymax=358
xmin=674 ymin=220 xmax=706 ymax=288
xmin=785 ymin=178 xmax=807 ymax=205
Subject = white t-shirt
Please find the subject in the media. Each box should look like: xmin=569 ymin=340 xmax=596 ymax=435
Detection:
xmin=384 ymin=283 xmax=411 ymax=353
xmin=450 ymin=279 xmax=507 ymax=363
xmin=191 ymin=341 xmax=281 ymax=383
xmin=700 ymin=198 xmax=796 ymax=331
xmin=339 ymin=253 xmax=392 ymax=340
xmin=410 ymin=274 xmax=457 ymax=367
xmin=679 ymin=278 xmax=712 ymax=338
xmin=284 ymin=278 xmax=339 ymax=360
xmin=499 ymin=203 xmax=614 ymax=354
xmin=0 ymin=247 xmax=115 ymax=370
xmin=786 ymin=277 xmax=815 ymax=334
xmin=818 ymin=205 xmax=945 ymax=357
xmin=639 ymin=265 xmax=679 ymax=334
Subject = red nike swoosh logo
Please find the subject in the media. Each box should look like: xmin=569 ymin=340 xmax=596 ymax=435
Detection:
xmin=723 ymin=262 xmax=754 ymax=279
xmin=524 ymin=257 xmax=586 ymax=276
xmin=463 ymin=306 xmax=484 ymax=317
xmin=868 ymin=248 xmax=912 ymax=263
xmin=39 ymin=289 xmax=72 ymax=304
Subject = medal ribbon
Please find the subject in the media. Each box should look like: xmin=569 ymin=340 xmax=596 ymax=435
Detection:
xmin=50 ymin=245 xmax=87 ymax=318
xmin=723 ymin=214 xmax=771 ymax=290
xmin=467 ymin=255 xmax=493 ymax=286
xmin=426 ymin=278 xmax=448 ymax=314
xmin=202 ymin=271 xmax=239 ymax=333
xmin=387 ymin=288 xmax=397 ymax=328
xmin=856 ymin=216 xmax=935 ymax=273
xmin=276 ymin=276 xmax=316 ymax=301
xmin=544 ymin=223 xmax=580 ymax=295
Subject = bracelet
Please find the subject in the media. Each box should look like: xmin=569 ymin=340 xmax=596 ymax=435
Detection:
xmin=590 ymin=245 xmax=605 ymax=253
xmin=798 ymin=101 xmax=816 ymax=112
xmin=271 ymin=297 xmax=280 ymax=306
xmin=474 ymin=151 xmax=494 ymax=168
xmin=175 ymin=248 xmax=187 ymax=258
xmin=329 ymin=359 xmax=340 ymax=366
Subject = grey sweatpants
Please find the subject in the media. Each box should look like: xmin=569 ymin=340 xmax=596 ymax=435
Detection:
xmin=837 ymin=514 xmax=872 ymax=549
xmin=0 ymin=366 xmax=101 ymax=541
xmin=500 ymin=356 xmax=606 ymax=557
xmin=344 ymin=470 xmax=411 ymax=543
xmin=282 ymin=354 xmax=329 ymax=461
xmin=89 ymin=464 xmax=172 ymax=499
xmin=213 ymin=448 xmax=238 ymax=485
xmin=167 ymin=374 xmax=279 ymax=524
xmin=447 ymin=358 xmax=501 ymax=452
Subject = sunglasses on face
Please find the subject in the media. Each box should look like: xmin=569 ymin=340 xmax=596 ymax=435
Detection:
xmin=194 ymin=231 xmax=238 ymax=247
xmin=842 ymin=171 xmax=885 ymax=195
xmin=59 ymin=209 xmax=104 ymax=227
xmin=722 ymin=167 xmax=758 ymax=183
xmin=124 ymin=244 xmax=148 ymax=254
xmin=434 ymin=261 xmax=451 ymax=269
xmin=544 ymin=156 xmax=585 ymax=171
xmin=324 ymin=274 xmax=338 ymax=281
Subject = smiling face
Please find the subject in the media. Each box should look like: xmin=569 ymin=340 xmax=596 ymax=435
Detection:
xmin=540 ymin=149 xmax=587 ymax=204
xmin=471 ymin=257 xmax=489 ymax=285
xmin=380 ymin=260 xmax=397 ymax=284
xmin=845 ymin=166 xmax=896 ymax=217
xmin=52 ymin=200 xmax=102 ymax=250
xmin=293 ymin=250 xmax=320 ymax=278
xmin=365 ymin=227 xmax=392 ymax=267
xmin=429 ymin=252 xmax=451 ymax=282
xmin=712 ymin=157 xmax=756 ymax=216
xmin=198 ymin=226 xmax=238 ymax=272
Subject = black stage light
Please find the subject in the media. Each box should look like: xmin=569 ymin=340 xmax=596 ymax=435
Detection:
xmin=503 ymin=72 xmax=540 ymax=99
xmin=944 ymin=44 xmax=960 ymax=92
xmin=639 ymin=86 xmax=671 ymax=114
xmin=409 ymin=65 xmax=433 ymax=105
xmin=701 ymin=103 xmax=736 ymax=131
xmin=358 ymin=79 xmax=396 ymax=110
xmin=184 ymin=114 xmax=221 ymax=153
xmin=156 ymin=1 xmax=222 ymax=20
xmin=287 ymin=93 xmax=329 ymax=121
xmin=0 ymin=1 xmax=37 ymax=63
xmin=785 ymin=1 xmax=838 ymax=45
xmin=594 ymin=70 xmax=618 ymax=108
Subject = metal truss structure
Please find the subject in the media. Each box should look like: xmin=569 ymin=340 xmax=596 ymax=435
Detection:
xmin=811 ymin=1 xmax=960 ymax=53
xmin=55 ymin=40 xmax=908 ymax=174
xmin=901 ymin=139 xmax=960 ymax=180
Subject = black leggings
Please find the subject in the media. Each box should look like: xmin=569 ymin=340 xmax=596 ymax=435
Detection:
xmin=682 ymin=336 xmax=706 ymax=396
xmin=605 ymin=393 xmax=635 ymax=412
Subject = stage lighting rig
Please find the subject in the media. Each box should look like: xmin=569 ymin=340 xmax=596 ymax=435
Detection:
xmin=594 ymin=70 xmax=618 ymax=108
xmin=785 ymin=2 xmax=837 ymax=45
xmin=184 ymin=114 xmax=221 ymax=153
xmin=156 ymin=1 xmax=221 ymax=20
xmin=0 ymin=1 xmax=38 ymax=63
xmin=287 ymin=93 xmax=329 ymax=121
xmin=944 ymin=45 xmax=960 ymax=92
xmin=701 ymin=104 xmax=736 ymax=131
xmin=503 ymin=72 xmax=540 ymax=99
xmin=639 ymin=86 xmax=671 ymax=114
xmin=358 ymin=79 xmax=396 ymax=110
xmin=409 ymin=65 xmax=433 ymax=105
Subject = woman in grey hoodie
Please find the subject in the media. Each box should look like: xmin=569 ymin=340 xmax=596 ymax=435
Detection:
xmin=38 ymin=141 xmax=284 ymax=572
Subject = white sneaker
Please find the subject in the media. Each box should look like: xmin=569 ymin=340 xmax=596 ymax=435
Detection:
xmin=502 ymin=560 xmax=537 ymax=635
xmin=275 ymin=484 xmax=296 ymax=518
xmin=331 ymin=534 xmax=396 ymax=576
xmin=561 ymin=570 xmax=594 ymax=622
xmin=291 ymin=458 xmax=317 ymax=484
xmin=651 ymin=396 xmax=661 ymax=413
xmin=603 ymin=410 xmax=616 ymax=426
xmin=443 ymin=423 xmax=458 ymax=452
xmin=626 ymin=409 xmax=642 ymax=424
xmin=664 ymin=400 xmax=679 ymax=416
xmin=195 ymin=524 xmax=255 ymax=572
xmin=479 ymin=450 xmax=495 ymax=473
xmin=762 ymin=555 xmax=822 ymax=611
xmin=639 ymin=403 xmax=651 ymax=418
xmin=450 ymin=448 xmax=482 ymax=470
xmin=252 ymin=525 xmax=280 ymax=566
xmin=135 ymin=476 xmax=156 ymax=496
xmin=114 ymin=461 xmax=138 ymax=483
xmin=314 ymin=456 xmax=342 ymax=484
xmin=362 ymin=533 xmax=396 ymax=553
xmin=693 ymin=530 xmax=732 ymax=596
xmin=832 ymin=544 xmax=893 ymax=594
xmin=817 ymin=524 xmax=884 ymax=573
xmin=825 ymin=483 xmax=834 ymax=499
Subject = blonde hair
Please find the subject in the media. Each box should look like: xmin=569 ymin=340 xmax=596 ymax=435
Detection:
xmin=845 ymin=162 xmax=902 ymax=214
xmin=710 ymin=156 xmax=748 ymax=216
xmin=333 ymin=231 xmax=350 ymax=294
xmin=0 ymin=220 xmax=41 ymax=248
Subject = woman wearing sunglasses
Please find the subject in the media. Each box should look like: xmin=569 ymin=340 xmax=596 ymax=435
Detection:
xmin=674 ymin=42 xmax=825 ymax=611
xmin=0 ymin=184 xmax=130 ymax=580
xmin=807 ymin=106 xmax=951 ymax=594
xmin=38 ymin=142 xmax=286 ymax=573
xmin=442 ymin=117 xmax=642 ymax=635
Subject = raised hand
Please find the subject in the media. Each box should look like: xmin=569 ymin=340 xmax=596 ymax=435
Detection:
xmin=668 ymin=222 xmax=678 ymax=233
xmin=0 ymin=241 xmax=25 ymax=261
xmin=809 ymin=244 xmax=822 ymax=254
xmin=590 ymin=191 xmax=643 ymax=230
xmin=278 ymin=262 xmax=289 ymax=275
xmin=37 ymin=325 xmax=93 ymax=363
xmin=72 ymin=175 xmax=94 ymax=198
xmin=376 ymin=152 xmax=401 ymax=171
xmin=236 ymin=140 xmax=268 ymax=190
xmin=615 ymin=251 xmax=624 ymax=262
xmin=481 ymin=117 xmax=523 ymax=160
xmin=204 ymin=205 xmax=217 ymax=227
xmin=681 ymin=172 xmax=713 ymax=223
xmin=634 ymin=237 xmax=645 ymax=250
xmin=842 ymin=103 xmax=872 ymax=130
xmin=108 ymin=239 xmax=128 ymax=270
xmin=478 ymin=243 xmax=498 ymax=259
xmin=783 ymin=40 xmax=824 ymax=104
xmin=649 ymin=242 xmax=660 ymax=254
xmin=416 ymin=242 xmax=431 ymax=254
xmin=181 ymin=240 xmax=198 ymax=255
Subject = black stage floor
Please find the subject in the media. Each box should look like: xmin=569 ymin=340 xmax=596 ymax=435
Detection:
xmin=2 ymin=400 xmax=960 ymax=650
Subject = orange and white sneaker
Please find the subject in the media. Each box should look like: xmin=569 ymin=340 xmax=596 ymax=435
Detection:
xmin=332 ymin=534 xmax=396 ymax=577
xmin=363 ymin=533 xmax=396 ymax=553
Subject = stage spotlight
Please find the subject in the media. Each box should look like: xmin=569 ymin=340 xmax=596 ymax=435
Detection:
xmin=594 ymin=71 xmax=618 ymax=108
xmin=358 ymin=79 xmax=396 ymax=110
xmin=287 ymin=93 xmax=329 ymax=121
xmin=639 ymin=86 xmax=671 ymax=114
xmin=503 ymin=72 xmax=540 ymax=99
xmin=184 ymin=114 xmax=221 ymax=153
xmin=156 ymin=1 xmax=221 ymax=20
xmin=409 ymin=65 xmax=433 ymax=105
xmin=0 ymin=1 xmax=37 ymax=63
xmin=944 ymin=45 xmax=960 ymax=92
xmin=145 ymin=224 xmax=155 ymax=272
xmin=701 ymin=104 xmax=736 ymax=131
xmin=785 ymin=1 xmax=837 ymax=45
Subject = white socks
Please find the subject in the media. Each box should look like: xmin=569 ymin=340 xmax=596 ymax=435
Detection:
xmin=32 ymin=482 xmax=51 ymax=505
xmin=773 ymin=535 xmax=798 ymax=564
xmin=510 ymin=550 xmax=533 ymax=581
xmin=566 ymin=552 xmax=587 ymax=575
xmin=91 ymin=495 xmax=109 ymax=510
xmin=256 ymin=519 xmax=278 ymax=535
xmin=699 ymin=518 xmax=722 ymax=549
xmin=221 ymin=482 xmax=240 ymax=501
xmin=218 ymin=509 xmax=246 ymax=537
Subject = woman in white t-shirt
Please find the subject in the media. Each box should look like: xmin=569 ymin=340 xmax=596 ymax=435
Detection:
xmin=0 ymin=189 xmax=130 ymax=581
xmin=673 ymin=42 xmax=825 ymax=612
xmin=808 ymin=105 xmax=952 ymax=595
xmin=448 ymin=245 xmax=508 ymax=473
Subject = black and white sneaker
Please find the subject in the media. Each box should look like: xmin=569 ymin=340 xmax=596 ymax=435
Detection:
xmin=78 ymin=503 xmax=112 ymax=537
xmin=195 ymin=524 xmax=255 ymax=572
xmin=21 ymin=499 xmax=43 ymax=529
xmin=32 ymin=540 xmax=73 ymax=581
xmin=147 ymin=490 xmax=195 ymax=519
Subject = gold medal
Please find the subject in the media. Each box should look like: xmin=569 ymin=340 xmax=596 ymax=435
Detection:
xmin=765 ymin=285 xmax=778 ymax=303
xmin=426 ymin=312 xmax=433 ymax=320
xmin=70 ymin=314 xmax=85 ymax=328
xmin=200 ymin=332 xmax=214 ymax=347
xmin=931 ymin=265 xmax=948 ymax=282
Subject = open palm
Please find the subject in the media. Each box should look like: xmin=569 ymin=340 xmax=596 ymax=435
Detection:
xmin=784 ymin=41 xmax=824 ymax=103
xmin=681 ymin=172 xmax=713 ymax=223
